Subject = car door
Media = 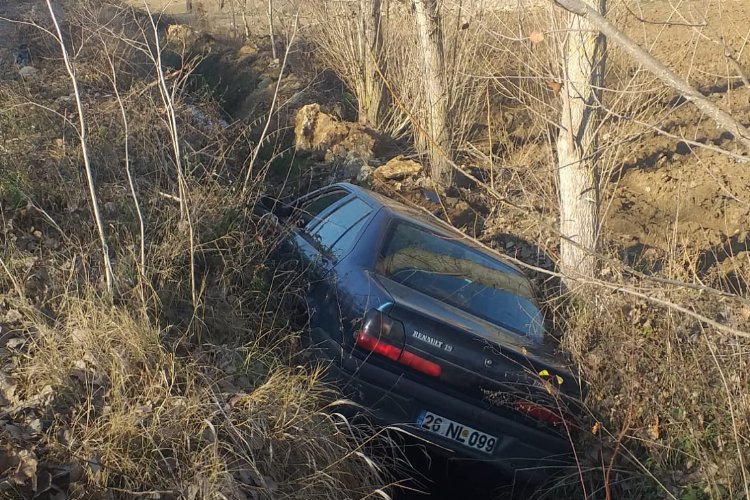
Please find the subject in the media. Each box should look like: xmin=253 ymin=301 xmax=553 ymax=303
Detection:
xmin=289 ymin=188 xmax=350 ymax=277
xmin=293 ymin=194 xmax=375 ymax=337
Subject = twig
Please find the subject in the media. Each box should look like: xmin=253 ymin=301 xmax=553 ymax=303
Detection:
xmin=142 ymin=1 xmax=198 ymax=311
xmin=102 ymin=45 xmax=147 ymax=301
xmin=621 ymin=1 xmax=706 ymax=28
xmin=158 ymin=191 xmax=183 ymax=203
xmin=604 ymin=407 xmax=633 ymax=500
xmin=692 ymin=16 xmax=750 ymax=97
xmin=550 ymin=0 xmax=750 ymax=152
xmin=605 ymin=108 xmax=750 ymax=164
xmin=46 ymin=0 xmax=114 ymax=297
xmin=0 ymin=16 xmax=57 ymax=39
xmin=242 ymin=11 xmax=299 ymax=194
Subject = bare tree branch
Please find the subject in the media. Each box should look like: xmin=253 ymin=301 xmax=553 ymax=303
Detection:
xmin=46 ymin=0 xmax=114 ymax=296
xmin=551 ymin=0 xmax=750 ymax=153
xmin=243 ymin=12 xmax=299 ymax=194
xmin=142 ymin=1 xmax=198 ymax=311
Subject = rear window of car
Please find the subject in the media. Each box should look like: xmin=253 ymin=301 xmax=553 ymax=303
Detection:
xmin=376 ymin=221 xmax=544 ymax=339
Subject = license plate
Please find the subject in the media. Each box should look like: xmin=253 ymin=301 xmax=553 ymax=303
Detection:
xmin=416 ymin=411 xmax=496 ymax=454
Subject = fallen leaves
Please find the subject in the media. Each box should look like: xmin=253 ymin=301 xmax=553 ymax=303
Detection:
xmin=0 ymin=445 xmax=38 ymax=490
xmin=647 ymin=415 xmax=660 ymax=440
xmin=547 ymin=81 xmax=563 ymax=95
xmin=529 ymin=30 xmax=545 ymax=43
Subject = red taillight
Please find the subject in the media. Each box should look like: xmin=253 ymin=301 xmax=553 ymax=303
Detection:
xmin=354 ymin=330 xmax=401 ymax=361
xmin=398 ymin=349 xmax=442 ymax=377
xmin=514 ymin=400 xmax=567 ymax=426
xmin=354 ymin=324 xmax=442 ymax=378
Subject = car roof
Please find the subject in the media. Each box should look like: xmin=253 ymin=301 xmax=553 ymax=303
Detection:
xmin=334 ymin=182 xmax=527 ymax=276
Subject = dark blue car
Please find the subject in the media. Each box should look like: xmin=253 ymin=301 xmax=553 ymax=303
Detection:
xmin=264 ymin=183 xmax=581 ymax=481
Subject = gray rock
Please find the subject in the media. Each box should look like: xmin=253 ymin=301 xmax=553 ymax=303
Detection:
xmin=13 ymin=45 xmax=31 ymax=68
xmin=18 ymin=66 xmax=39 ymax=80
xmin=357 ymin=165 xmax=375 ymax=183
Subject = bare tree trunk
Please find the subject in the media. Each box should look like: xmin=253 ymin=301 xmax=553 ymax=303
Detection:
xmin=241 ymin=4 xmax=251 ymax=41
xmin=557 ymin=0 xmax=606 ymax=284
xmin=357 ymin=0 xmax=386 ymax=128
xmin=413 ymin=0 xmax=452 ymax=187
xmin=268 ymin=0 xmax=277 ymax=59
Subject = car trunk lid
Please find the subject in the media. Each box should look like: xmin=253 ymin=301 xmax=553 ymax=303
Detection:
xmin=367 ymin=274 xmax=580 ymax=426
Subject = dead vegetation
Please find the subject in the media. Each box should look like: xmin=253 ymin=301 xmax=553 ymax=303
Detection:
xmin=2 ymin=0 xmax=750 ymax=498
xmin=0 ymin=1 xmax=392 ymax=498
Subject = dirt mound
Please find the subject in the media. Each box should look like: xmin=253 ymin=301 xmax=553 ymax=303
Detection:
xmin=606 ymin=102 xmax=750 ymax=284
xmin=292 ymin=103 xmax=401 ymax=183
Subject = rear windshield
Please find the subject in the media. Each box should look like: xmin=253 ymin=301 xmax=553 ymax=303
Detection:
xmin=377 ymin=221 xmax=544 ymax=340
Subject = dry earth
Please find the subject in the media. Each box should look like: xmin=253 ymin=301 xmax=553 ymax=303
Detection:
xmin=605 ymin=1 xmax=750 ymax=288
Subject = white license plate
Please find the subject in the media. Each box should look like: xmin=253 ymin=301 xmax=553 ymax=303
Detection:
xmin=416 ymin=411 xmax=496 ymax=454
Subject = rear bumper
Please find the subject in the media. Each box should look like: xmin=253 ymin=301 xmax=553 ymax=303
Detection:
xmin=310 ymin=329 xmax=575 ymax=482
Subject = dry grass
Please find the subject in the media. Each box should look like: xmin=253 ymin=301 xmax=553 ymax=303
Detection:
xmin=0 ymin=1 xmax=391 ymax=497
xmin=1 ymin=296 xmax=388 ymax=498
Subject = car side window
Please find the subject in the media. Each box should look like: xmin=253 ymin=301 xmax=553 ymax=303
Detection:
xmin=330 ymin=215 xmax=370 ymax=258
xmin=310 ymin=197 xmax=372 ymax=256
xmin=299 ymin=190 xmax=348 ymax=228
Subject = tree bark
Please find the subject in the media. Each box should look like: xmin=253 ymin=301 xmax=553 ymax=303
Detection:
xmin=552 ymin=0 xmax=750 ymax=152
xmin=557 ymin=0 xmax=606 ymax=283
xmin=358 ymin=0 xmax=386 ymax=128
xmin=268 ymin=0 xmax=277 ymax=59
xmin=413 ymin=0 xmax=452 ymax=187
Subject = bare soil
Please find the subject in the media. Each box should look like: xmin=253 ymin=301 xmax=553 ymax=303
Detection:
xmin=605 ymin=1 xmax=750 ymax=287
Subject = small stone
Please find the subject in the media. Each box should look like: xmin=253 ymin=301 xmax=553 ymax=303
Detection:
xmin=18 ymin=66 xmax=39 ymax=80
xmin=374 ymin=155 xmax=423 ymax=180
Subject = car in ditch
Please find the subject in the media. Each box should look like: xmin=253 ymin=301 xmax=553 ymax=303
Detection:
xmin=260 ymin=182 xmax=582 ymax=481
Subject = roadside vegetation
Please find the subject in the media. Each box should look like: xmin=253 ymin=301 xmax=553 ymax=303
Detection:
xmin=1 ymin=0 xmax=749 ymax=499
xmin=0 ymin=2 xmax=391 ymax=498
